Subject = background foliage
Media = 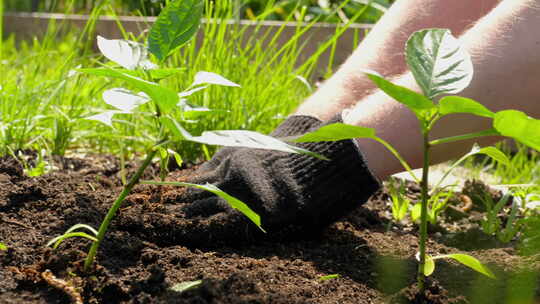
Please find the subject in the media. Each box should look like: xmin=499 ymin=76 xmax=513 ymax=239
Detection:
xmin=5 ymin=0 xmax=395 ymax=23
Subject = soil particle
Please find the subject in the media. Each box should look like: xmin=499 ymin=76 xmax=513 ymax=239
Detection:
xmin=0 ymin=154 xmax=538 ymax=303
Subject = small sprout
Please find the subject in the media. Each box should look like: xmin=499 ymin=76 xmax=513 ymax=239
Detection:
xmin=0 ymin=242 xmax=7 ymax=250
xmin=319 ymin=274 xmax=340 ymax=281
xmin=170 ymin=280 xmax=203 ymax=293
xmin=47 ymin=224 xmax=98 ymax=249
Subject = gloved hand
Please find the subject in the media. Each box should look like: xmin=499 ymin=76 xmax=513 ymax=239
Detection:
xmin=147 ymin=115 xmax=380 ymax=246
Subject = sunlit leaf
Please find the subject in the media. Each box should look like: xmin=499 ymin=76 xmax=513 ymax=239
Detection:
xmin=97 ymin=36 xmax=156 ymax=70
xmin=148 ymin=0 xmax=204 ymax=61
xmin=79 ymin=68 xmax=178 ymax=112
xmin=469 ymin=145 xmax=510 ymax=167
xmin=364 ymin=71 xmax=434 ymax=119
xmin=406 ymin=29 xmax=473 ymax=99
xmin=85 ymin=110 xmax=120 ymax=127
xmin=170 ymin=280 xmax=203 ymax=293
xmin=494 ymin=110 xmax=540 ymax=152
xmin=46 ymin=232 xmax=98 ymax=249
xmin=439 ymin=96 xmax=494 ymax=118
xmin=160 ymin=116 xmax=327 ymax=160
xmin=0 ymin=242 xmax=7 ymax=251
xmin=191 ymin=71 xmax=240 ymax=88
xmin=443 ymin=253 xmax=496 ymax=279
xmin=178 ymin=86 xmax=208 ymax=98
xmin=177 ymin=99 xmax=227 ymax=119
xmin=103 ymin=88 xmax=150 ymax=112
xmin=293 ymin=123 xmax=375 ymax=142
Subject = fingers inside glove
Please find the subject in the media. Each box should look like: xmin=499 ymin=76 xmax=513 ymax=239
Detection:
xmin=182 ymin=196 xmax=231 ymax=218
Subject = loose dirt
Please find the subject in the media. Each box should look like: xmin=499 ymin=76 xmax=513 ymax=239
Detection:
xmin=0 ymin=154 xmax=538 ymax=303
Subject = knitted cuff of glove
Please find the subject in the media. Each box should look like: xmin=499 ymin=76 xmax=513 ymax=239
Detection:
xmin=284 ymin=114 xmax=381 ymax=225
xmin=270 ymin=115 xmax=322 ymax=138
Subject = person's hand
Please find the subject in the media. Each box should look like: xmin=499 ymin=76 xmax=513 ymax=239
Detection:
xmin=138 ymin=115 xmax=380 ymax=246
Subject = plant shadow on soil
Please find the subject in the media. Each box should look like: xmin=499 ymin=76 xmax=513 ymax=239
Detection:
xmin=0 ymin=154 xmax=539 ymax=304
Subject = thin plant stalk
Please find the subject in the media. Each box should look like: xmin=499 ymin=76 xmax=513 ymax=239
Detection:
xmin=417 ymin=131 xmax=431 ymax=291
xmin=84 ymin=148 xmax=157 ymax=271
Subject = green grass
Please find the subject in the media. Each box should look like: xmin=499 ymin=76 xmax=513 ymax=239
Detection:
xmin=0 ymin=1 xmax=363 ymax=161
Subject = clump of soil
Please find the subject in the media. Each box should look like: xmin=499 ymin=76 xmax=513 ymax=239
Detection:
xmin=0 ymin=154 xmax=538 ymax=303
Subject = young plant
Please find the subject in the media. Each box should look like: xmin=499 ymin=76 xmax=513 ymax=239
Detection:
xmin=387 ymin=178 xmax=411 ymax=223
xmin=295 ymin=28 xmax=540 ymax=291
xmin=48 ymin=0 xmax=321 ymax=272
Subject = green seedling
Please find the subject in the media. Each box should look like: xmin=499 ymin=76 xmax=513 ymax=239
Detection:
xmin=387 ymin=178 xmax=411 ymax=222
xmin=480 ymin=191 xmax=524 ymax=243
xmin=410 ymin=189 xmax=453 ymax=225
xmin=296 ymin=28 xmax=540 ymax=292
xmin=0 ymin=242 xmax=7 ymax=251
xmin=48 ymin=0 xmax=320 ymax=271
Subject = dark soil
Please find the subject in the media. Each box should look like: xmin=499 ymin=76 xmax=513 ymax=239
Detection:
xmin=0 ymin=154 xmax=538 ymax=304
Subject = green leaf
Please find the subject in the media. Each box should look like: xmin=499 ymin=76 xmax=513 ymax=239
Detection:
xmin=0 ymin=242 xmax=7 ymax=251
xmin=494 ymin=110 xmax=540 ymax=151
xmin=293 ymin=123 xmax=375 ymax=142
xmin=406 ymin=28 xmax=473 ymax=99
xmin=319 ymin=274 xmax=340 ymax=281
xmin=423 ymin=254 xmax=435 ymax=276
xmin=79 ymin=68 xmax=178 ymax=112
xmin=160 ymin=117 xmax=328 ymax=160
xmin=102 ymin=88 xmax=150 ymax=112
xmin=473 ymin=146 xmax=510 ymax=167
xmin=170 ymin=280 xmax=203 ymax=293
xmin=97 ymin=36 xmax=156 ymax=70
xmin=364 ymin=71 xmax=434 ymax=119
xmin=443 ymin=253 xmax=496 ymax=279
xmin=148 ymin=0 xmax=204 ymax=61
xmin=142 ymin=180 xmax=265 ymax=232
xmin=439 ymin=96 xmax=494 ymax=118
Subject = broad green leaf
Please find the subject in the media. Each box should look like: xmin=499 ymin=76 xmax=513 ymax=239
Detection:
xmin=79 ymin=68 xmax=178 ymax=112
xmin=170 ymin=280 xmax=203 ymax=293
xmin=103 ymin=88 xmax=150 ymax=112
xmin=97 ymin=36 xmax=156 ymax=70
xmin=423 ymin=254 xmax=435 ymax=276
xmin=364 ymin=72 xmax=434 ymax=119
xmin=142 ymin=180 xmax=265 ymax=232
xmin=148 ymin=0 xmax=204 ymax=61
xmin=191 ymin=71 xmax=240 ymax=88
xmin=293 ymin=123 xmax=375 ymax=142
xmin=160 ymin=116 xmax=327 ymax=160
xmin=46 ymin=232 xmax=98 ymax=249
xmin=319 ymin=274 xmax=340 ymax=281
xmin=406 ymin=29 xmax=473 ymax=99
xmin=439 ymin=96 xmax=494 ymax=118
xmin=494 ymin=110 xmax=540 ymax=152
xmin=443 ymin=253 xmax=496 ymax=279
xmin=0 ymin=242 xmax=7 ymax=250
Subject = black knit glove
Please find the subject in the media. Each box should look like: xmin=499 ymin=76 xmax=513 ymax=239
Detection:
xmin=149 ymin=115 xmax=380 ymax=245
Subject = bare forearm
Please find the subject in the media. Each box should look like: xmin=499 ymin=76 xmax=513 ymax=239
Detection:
xmin=345 ymin=0 xmax=540 ymax=179
xmin=297 ymin=0 xmax=499 ymax=120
